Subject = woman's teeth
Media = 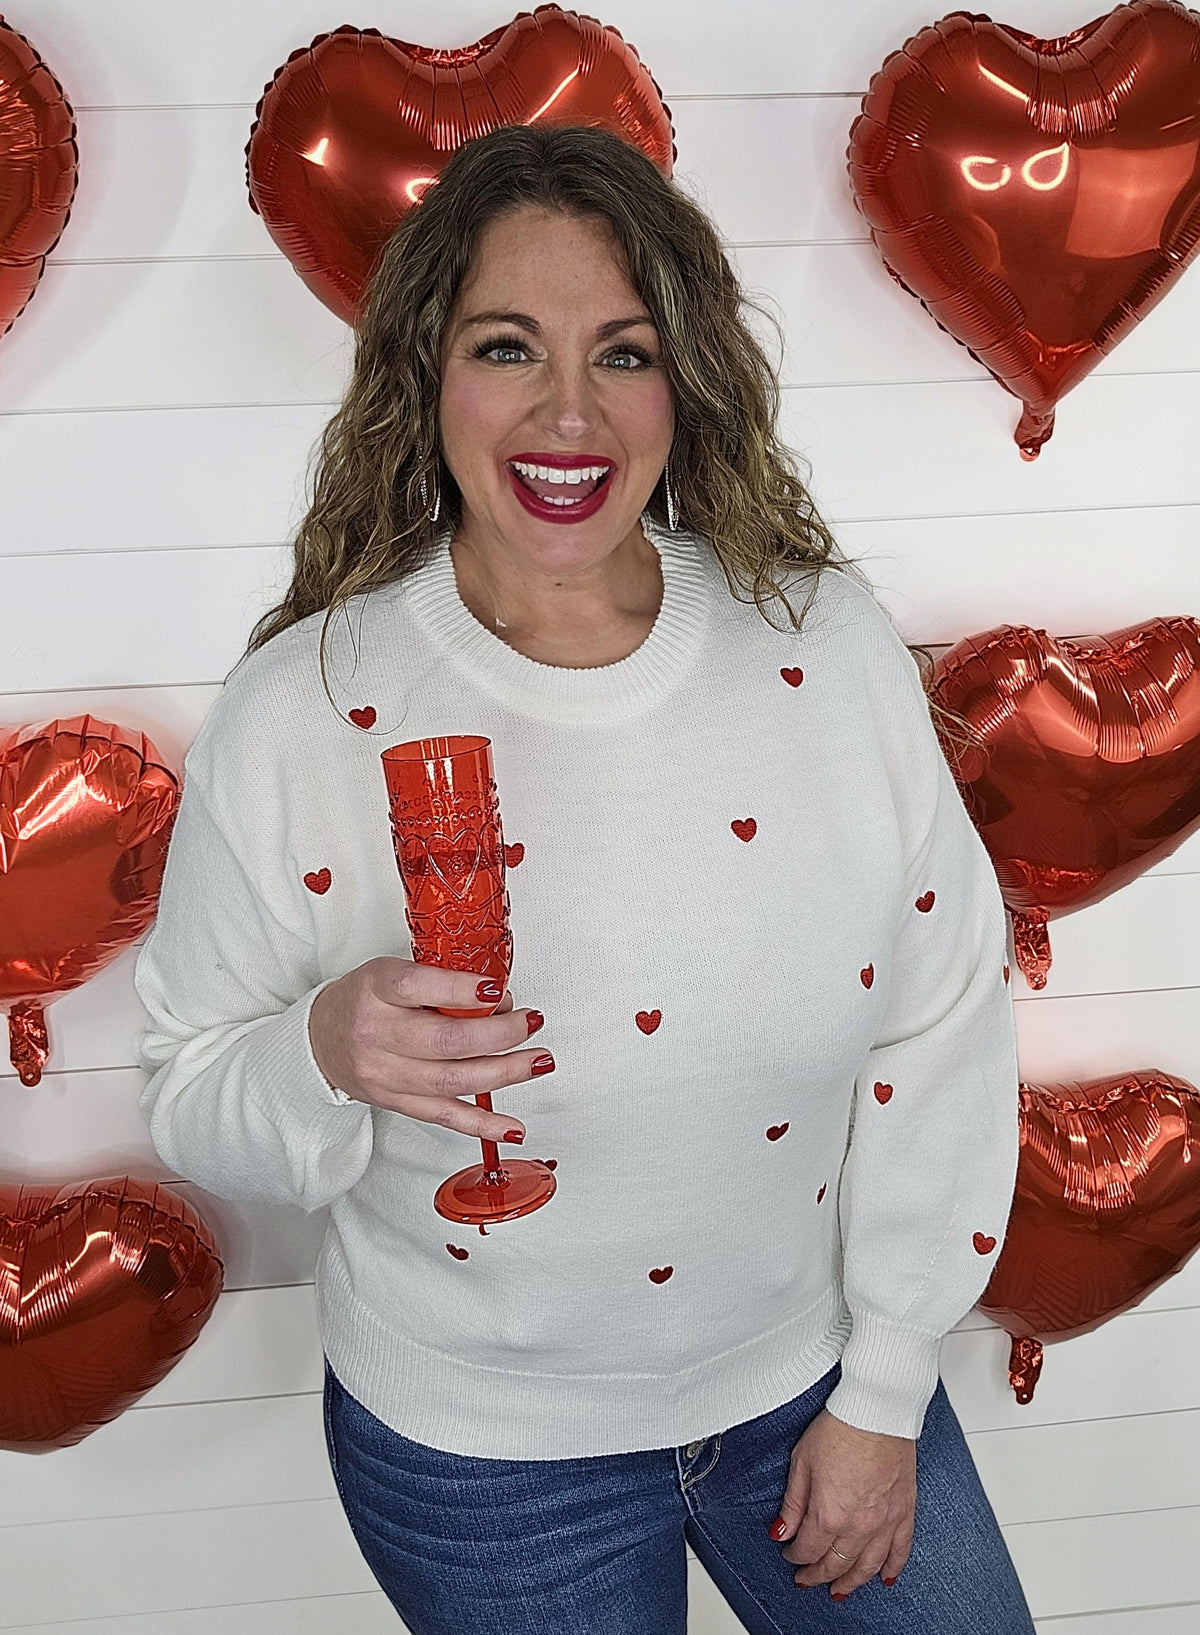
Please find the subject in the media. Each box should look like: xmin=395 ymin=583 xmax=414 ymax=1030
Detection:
xmin=510 ymin=461 xmax=610 ymax=484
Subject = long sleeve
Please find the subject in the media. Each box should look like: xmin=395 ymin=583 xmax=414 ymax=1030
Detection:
xmin=134 ymin=764 xmax=373 ymax=1214
xmin=821 ymin=607 xmax=1020 ymax=1441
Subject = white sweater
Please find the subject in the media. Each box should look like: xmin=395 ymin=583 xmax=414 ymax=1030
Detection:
xmin=134 ymin=513 xmax=1020 ymax=1459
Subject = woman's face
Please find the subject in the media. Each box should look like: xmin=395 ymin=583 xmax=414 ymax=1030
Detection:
xmin=439 ymin=206 xmax=675 ymax=565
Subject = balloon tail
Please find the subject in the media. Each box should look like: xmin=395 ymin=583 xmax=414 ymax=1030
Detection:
xmin=1008 ymin=1334 xmax=1043 ymax=1404
xmin=1011 ymin=911 xmax=1050 ymax=990
xmin=8 ymin=1001 xmax=49 ymax=1086
xmin=1015 ymin=403 xmax=1055 ymax=461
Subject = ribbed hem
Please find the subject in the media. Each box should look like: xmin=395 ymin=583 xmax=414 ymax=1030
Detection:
xmin=821 ymin=1308 xmax=943 ymax=1440
xmin=400 ymin=513 xmax=714 ymax=724
xmin=251 ymin=980 xmax=373 ymax=1207
xmin=317 ymin=1240 xmax=854 ymax=1459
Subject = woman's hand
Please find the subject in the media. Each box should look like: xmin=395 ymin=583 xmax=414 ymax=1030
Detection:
xmin=771 ymin=1409 xmax=916 ymax=1597
xmin=307 ymin=956 xmax=550 ymax=1143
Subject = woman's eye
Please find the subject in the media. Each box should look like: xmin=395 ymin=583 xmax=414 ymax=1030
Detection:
xmin=604 ymin=348 xmax=653 ymax=369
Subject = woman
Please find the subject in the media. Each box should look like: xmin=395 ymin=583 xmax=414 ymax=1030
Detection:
xmin=135 ymin=124 xmax=1036 ymax=1634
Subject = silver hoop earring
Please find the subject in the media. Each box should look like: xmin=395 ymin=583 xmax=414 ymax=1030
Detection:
xmin=418 ymin=466 xmax=441 ymax=524
xmin=664 ymin=455 xmax=680 ymax=532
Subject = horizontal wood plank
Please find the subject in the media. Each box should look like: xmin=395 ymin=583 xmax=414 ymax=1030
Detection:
xmin=28 ymin=0 xmax=1123 ymax=105
xmin=1 ymin=1596 xmax=404 ymax=1635
xmin=6 ymin=243 xmax=1200 ymax=417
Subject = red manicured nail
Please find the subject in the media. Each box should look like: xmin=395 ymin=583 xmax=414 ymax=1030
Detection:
xmin=831 ymin=1592 xmax=849 ymax=1601
xmin=769 ymin=1516 xmax=789 ymax=1540
xmin=503 ymin=1129 xmax=524 ymax=1144
xmin=477 ymin=979 xmax=503 ymax=1001
xmin=525 ymin=1010 xmax=545 ymax=1035
xmin=530 ymin=1052 xmax=555 ymax=1075
xmin=883 ymin=1577 xmax=897 ymax=1587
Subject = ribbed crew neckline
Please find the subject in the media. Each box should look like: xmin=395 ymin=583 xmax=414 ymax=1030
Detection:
xmin=400 ymin=513 xmax=714 ymax=724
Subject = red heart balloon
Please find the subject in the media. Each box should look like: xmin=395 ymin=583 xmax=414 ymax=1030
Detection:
xmin=0 ymin=717 xmax=180 ymax=1084
xmin=929 ymin=618 xmax=1200 ymax=987
xmin=848 ymin=2 xmax=1200 ymax=457
xmin=0 ymin=1176 xmax=224 ymax=1451
xmin=978 ymin=1071 xmax=1200 ymax=1402
xmin=246 ymin=5 xmax=675 ymax=322
xmin=0 ymin=15 xmax=78 ymax=340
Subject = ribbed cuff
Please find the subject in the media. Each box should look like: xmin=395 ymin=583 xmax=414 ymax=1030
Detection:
xmin=255 ymin=978 xmax=366 ymax=1121
xmin=822 ymin=1308 xmax=943 ymax=1440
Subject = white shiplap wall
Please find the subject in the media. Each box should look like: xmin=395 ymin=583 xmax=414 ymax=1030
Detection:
xmin=2 ymin=3 xmax=1198 ymax=1629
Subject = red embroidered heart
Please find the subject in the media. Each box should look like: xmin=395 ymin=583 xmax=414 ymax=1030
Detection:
xmin=648 ymin=1265 xmax=674 ymax=1283
xmin=931 ymin=617 xmax=1200 ymax=988
xmin=915 ymin=890 xmax=935 ymax=913
xmin=1003 ymin=964 xmax=1011 ymax=984
xmin=538 ymin=1159 xmax=558 ymax=1171
xmin=303 ymin=868 xmax=332 ymax=894
xmin=780 ymin=667 xmax=804 ymax=688
xmin=348 ymin=706 xmax=376 ymax=729
xmin=0 ymin=1177 xmax=223 ymax=1451
xmin=0 ymin=20 xmax=77 ymax=342
xmin=766 ymin=1123 xmax=790 ymax=1141
xmin=859 ymin=964 xmax=874 ymax=988
xmin=446 ymin=1243 xmax=469 ymax=1260
xmin=504 ymin=842 xmax=525 ymax=868
xmin=0 ymin=717 xmax=179 ymax=1085
xmin=873 ymin=1082 xmax=893 ymax=1105
xmin=246 ymin=10 xmax=675 ymax=323
xmin=973 ymin=1233 xmax=997 ymax=1256
xmin=816 ymin=1183 xmax=827 ymax=1204
xmin=850 ymin=4 xmax=1200 ymax=457
xmin=731 ymin=818 xmax=757 ymax=842
xmin=636 ymin=1009 xmax=662 ymax=1034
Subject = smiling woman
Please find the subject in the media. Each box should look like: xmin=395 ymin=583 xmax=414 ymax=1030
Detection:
xmin=135 ymin=122 xmax=1034 ymax=1635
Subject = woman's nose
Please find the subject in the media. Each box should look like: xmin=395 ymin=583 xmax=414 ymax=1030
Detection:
xmin=536 ymin=363 xmax=601 ymax=439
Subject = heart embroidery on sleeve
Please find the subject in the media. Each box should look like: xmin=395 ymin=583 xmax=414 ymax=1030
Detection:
xmin=649 ymin=1265 xmax=674 ymax=1283
xmin=972 ymin=1232 xmax=997 ymax=1255
xmin=780 ymin=667 xmax=804 ymax=687
xmin=873 ymin=1082 xmax=893 ymax=1104
xmin=766 ymin=1122 xmax=790 ymax=1141
xmin=731 ymin=818 xmax=757 ymax=842
xmin=636 ymin=1009 xmax=662 ymax=1034
xmin=303 ymin=868 xmax=332 ymax=894
xmin=504 ymin=842 xmax=525 ymax=868
xmin=348 ymin=706 xmax=377 ymax=729
xmin=860 ymin=963 xmax=874 ymax=988
xmin=446 ymin=1243 xmax=469 ymax=1260
xmin=915 ymin=890 xmax=935 ymax=912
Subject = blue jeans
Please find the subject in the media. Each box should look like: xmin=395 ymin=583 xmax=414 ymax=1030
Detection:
xmin=322 ymin=1355 xmax=1036 ymax=1634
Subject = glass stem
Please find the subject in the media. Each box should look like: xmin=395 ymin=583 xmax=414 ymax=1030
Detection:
xmin=474 ymin=1092 xmax=505 ymax=1182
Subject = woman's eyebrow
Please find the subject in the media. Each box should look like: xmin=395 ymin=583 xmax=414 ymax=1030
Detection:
xmin=459 ymin=310 xmax=656 ymax=339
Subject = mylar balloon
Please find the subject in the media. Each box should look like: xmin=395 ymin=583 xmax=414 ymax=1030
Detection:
xmin=0 ymin=14 xmax=77 ymax=341
xmin=978 ymin=1071 xmax=1200 ymax=1403
xmin=928 ymin=618 xmax=1200 ymax=987
xmin=0 ymin=717 xmax=180 ymax=1085
xmin=848 ymin=2 xmax=1200 ymax=458
xmin=0 ymin=1177 xmax=223 ymax=1451
xmin=246 ymin=5 xmax=675 ymax=323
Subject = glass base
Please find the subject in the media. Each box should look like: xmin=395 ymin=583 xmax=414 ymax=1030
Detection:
xmin=434 ymin=1160 xmax=557 ymax=1224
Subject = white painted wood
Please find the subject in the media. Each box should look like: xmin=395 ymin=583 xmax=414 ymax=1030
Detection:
xmin=6 ymin=242 xmax=1200 ymax=416
xmin=0 ymin=545 xmax=289 ymax=692
xmin=0 ymin=1497 xmax=378 ymax=1626
xmin=3 ymin=1598 xmax=405 ymax=1635
xmin=1035 ymin=1608 xmax=1200 ymax=1634
xmin=7 ymin=374 xmax=1200 ymax=587
xmin=1005 ymin=1506 xmax=1200 ymax=1621
xmin=940 ymin=1308 xmax=1200 ymax=1435
xmin=27 ymin=0 xmax=1121 ymax=106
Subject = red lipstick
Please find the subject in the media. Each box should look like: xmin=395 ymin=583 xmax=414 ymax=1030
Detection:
xmin=504 ymin=452 xmax=616 ymax=525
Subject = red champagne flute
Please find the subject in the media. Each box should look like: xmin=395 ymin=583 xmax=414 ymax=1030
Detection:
xmin=380 ymin=734 xmax=556 ymax=1225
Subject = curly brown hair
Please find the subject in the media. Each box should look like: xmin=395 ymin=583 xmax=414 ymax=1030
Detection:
xmin=245 ymin=122 xmax=969 ymax=749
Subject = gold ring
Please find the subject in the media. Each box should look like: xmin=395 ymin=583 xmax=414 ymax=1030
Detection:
xmin=830 ymin=1545 xmax=851 ymax=1560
